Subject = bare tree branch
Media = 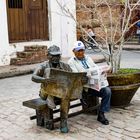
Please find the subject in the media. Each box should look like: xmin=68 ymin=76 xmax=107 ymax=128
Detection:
xmin=56 ymin=0 xmax=140 ymax=73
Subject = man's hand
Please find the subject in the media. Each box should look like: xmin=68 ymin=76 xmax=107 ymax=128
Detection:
xmin=100 ymin=65 xmax=112 ymax=74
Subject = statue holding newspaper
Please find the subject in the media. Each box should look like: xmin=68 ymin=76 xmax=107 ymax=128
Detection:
xmin=68 ymin=41 xmax=112 ymax=125
xmin=32 ymin=45 xmax=86 ymax=133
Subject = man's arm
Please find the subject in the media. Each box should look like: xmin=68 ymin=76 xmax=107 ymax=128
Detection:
xmin=32 ymin=65 xmax=46 ymax=83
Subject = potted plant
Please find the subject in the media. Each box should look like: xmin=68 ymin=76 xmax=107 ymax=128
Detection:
xmin=107 ymin=68 xmax=140 ymax=107
xmin=56 ymin=0 xmax=140 ymax=107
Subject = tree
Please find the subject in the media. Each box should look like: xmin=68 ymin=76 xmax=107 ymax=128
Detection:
xmin=56 ymin=0 xmax=140 ymax=73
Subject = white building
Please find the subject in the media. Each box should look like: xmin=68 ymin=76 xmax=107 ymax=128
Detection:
xmin=0 ymin=0 xmax=76 ymax=66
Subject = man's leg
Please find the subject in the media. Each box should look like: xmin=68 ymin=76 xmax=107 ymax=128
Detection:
xmin=97 ymin=87 xmax=111 ymax=125
xmin=60 ymin=98 xmax=70 ymax=133
xmin=88 ymin=87 xmax=111 ymax=125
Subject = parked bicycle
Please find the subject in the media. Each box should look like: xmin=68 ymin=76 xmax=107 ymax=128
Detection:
xmin=79 ymin=36 xmax=102 ymax=53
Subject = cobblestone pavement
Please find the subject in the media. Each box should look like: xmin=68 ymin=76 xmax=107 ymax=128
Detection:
xmin=0 ymin=75 xmax=140 ymax=140
xmin=0 ymin=48 xmax=140 ymax=140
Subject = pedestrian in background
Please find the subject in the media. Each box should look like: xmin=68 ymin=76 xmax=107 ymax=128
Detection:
xmin=87 ymin=25 xmax=96 ymax=45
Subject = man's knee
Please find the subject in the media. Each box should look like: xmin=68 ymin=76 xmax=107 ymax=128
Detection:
xmin=101 ymin=87 xmax=112 ymax=97
xmin=106 ymin=87 xmax=111 ymax=95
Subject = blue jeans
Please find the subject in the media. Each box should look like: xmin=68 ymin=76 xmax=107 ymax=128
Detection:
xmin=88 ymin=87 xmax=111 ymax=112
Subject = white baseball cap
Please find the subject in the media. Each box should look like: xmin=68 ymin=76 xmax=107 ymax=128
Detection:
xmin=73 ymin=41 xmax=85 ymax=51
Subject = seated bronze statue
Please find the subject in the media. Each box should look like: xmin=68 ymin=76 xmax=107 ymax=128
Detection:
xmin=32 ymin=45 xmax=86 ymax=133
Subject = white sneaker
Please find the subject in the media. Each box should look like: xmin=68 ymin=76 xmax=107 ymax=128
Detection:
xmin=46 ymin=95 xmax=56 ymax=109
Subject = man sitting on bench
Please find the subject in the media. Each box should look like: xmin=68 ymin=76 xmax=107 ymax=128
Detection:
xmin=68 ymin=41 xmax=112 ymax=125
xmin=32 ymin=45 xmax=72 ymax=133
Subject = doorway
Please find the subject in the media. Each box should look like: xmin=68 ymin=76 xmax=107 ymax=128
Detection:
xmin=6 ymin=0 xmax=49 ymax=43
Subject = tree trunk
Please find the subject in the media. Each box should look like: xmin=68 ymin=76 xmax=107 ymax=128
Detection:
xmin=109 ymin=44 xmax=122 ymax=73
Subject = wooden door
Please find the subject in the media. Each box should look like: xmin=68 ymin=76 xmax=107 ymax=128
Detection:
xmin=6 ymin=0 xmax=49 ymax=43
xmin=26 ymin=0 xmax=48 ymax=40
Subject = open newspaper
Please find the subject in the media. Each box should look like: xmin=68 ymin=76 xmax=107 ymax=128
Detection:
xmin=43 ymin=68 xmax=86 ymax=99
xmin=84 ymin=65 xmax=110 ymax=91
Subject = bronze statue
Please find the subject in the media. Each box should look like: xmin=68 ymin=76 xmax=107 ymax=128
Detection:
xmin=32 ymin=45 xmax=86 ymax=133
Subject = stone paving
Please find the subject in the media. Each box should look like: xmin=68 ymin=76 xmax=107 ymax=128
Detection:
xmin=0 ymin=46 xmax=140 ymax=140
xmin=0 ymin=74 xmax=140 ymax=140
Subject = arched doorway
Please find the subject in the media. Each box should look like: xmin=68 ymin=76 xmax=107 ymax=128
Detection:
xmin=6 ymin=0 xmax=49 ymax=43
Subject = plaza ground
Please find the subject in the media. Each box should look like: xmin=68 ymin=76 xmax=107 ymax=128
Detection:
xmin=0 ymin=45 xmax=140 ymax=140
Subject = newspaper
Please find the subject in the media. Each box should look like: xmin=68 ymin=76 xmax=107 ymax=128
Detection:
xmin=84 ymin=65 xmax=110 ymax=91
xmin=43 ymin=68 xmax=87 ymax=99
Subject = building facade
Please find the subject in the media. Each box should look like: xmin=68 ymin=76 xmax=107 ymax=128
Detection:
xmin=0 ymin=0 xmax=76 ymax=66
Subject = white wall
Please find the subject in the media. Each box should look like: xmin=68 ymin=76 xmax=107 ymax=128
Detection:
xmin=0 ymin=0 xmax=76 ymax=66
xmin=49 ymin=0 xmax=76 ymax=57
xmin=59 ymin=0 xmax=76 ymax=57
xmin=0 ymin=1 xmax=11 ymax=66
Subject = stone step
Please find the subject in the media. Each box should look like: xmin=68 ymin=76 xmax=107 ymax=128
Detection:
xmin=125 ymin=42 xmax=140 ymax=45
xmin=16 ymin=51 xmax=47 ymax=58
xmin=10 ymin=45 xmax=48 ymax=65
xmin=16 ymin=51 xmax=36 ymax=58
xmin=125 ymin=36 xmax=140 ymax=45
xmin=127 ymin=35 xmax=139 ymax=41
xmin=10 ymin=55 xmax=47 ymax=65
xmin=24 ymin=45 xmax=47 ymax=52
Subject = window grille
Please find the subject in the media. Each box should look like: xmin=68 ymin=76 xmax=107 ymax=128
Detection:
xmin=8 ymin=0 xmax=23 ymax=8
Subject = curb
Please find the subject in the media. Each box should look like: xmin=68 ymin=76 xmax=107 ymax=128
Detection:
xmin=123 ymin=47 xmax=140 ymax=51
xmin=0 ymin=56 xmax=105 ymax=79
xmin=123 ymin=44 xmax=140 ymax=51
xmin=0 ymin=69 xmax=33 ymax=79
xmin=0 ymin=63 xmax=39 ymax=79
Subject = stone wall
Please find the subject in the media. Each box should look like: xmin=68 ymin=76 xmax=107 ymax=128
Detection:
xmin=76 ymin=1 xmax=122 ymax=42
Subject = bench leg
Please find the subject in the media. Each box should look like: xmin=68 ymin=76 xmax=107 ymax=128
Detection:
xmin=36 ymin=107 xmax=54 ymax=130
xmin=36 ymin=110 xmax=44 ymax=126
xmin=44 ymin=107 xmax=54 ymax=130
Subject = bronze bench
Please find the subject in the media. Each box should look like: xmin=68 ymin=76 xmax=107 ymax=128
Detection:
xmin=23 ymin=95 xmax=99 ymax=130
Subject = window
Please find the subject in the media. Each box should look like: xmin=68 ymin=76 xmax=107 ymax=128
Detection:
xmin=8 ymin=0 xmax=23 ymax=8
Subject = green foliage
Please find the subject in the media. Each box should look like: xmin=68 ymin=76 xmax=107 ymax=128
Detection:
xmin=118 ymin=68 xmax=140 ymax=74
